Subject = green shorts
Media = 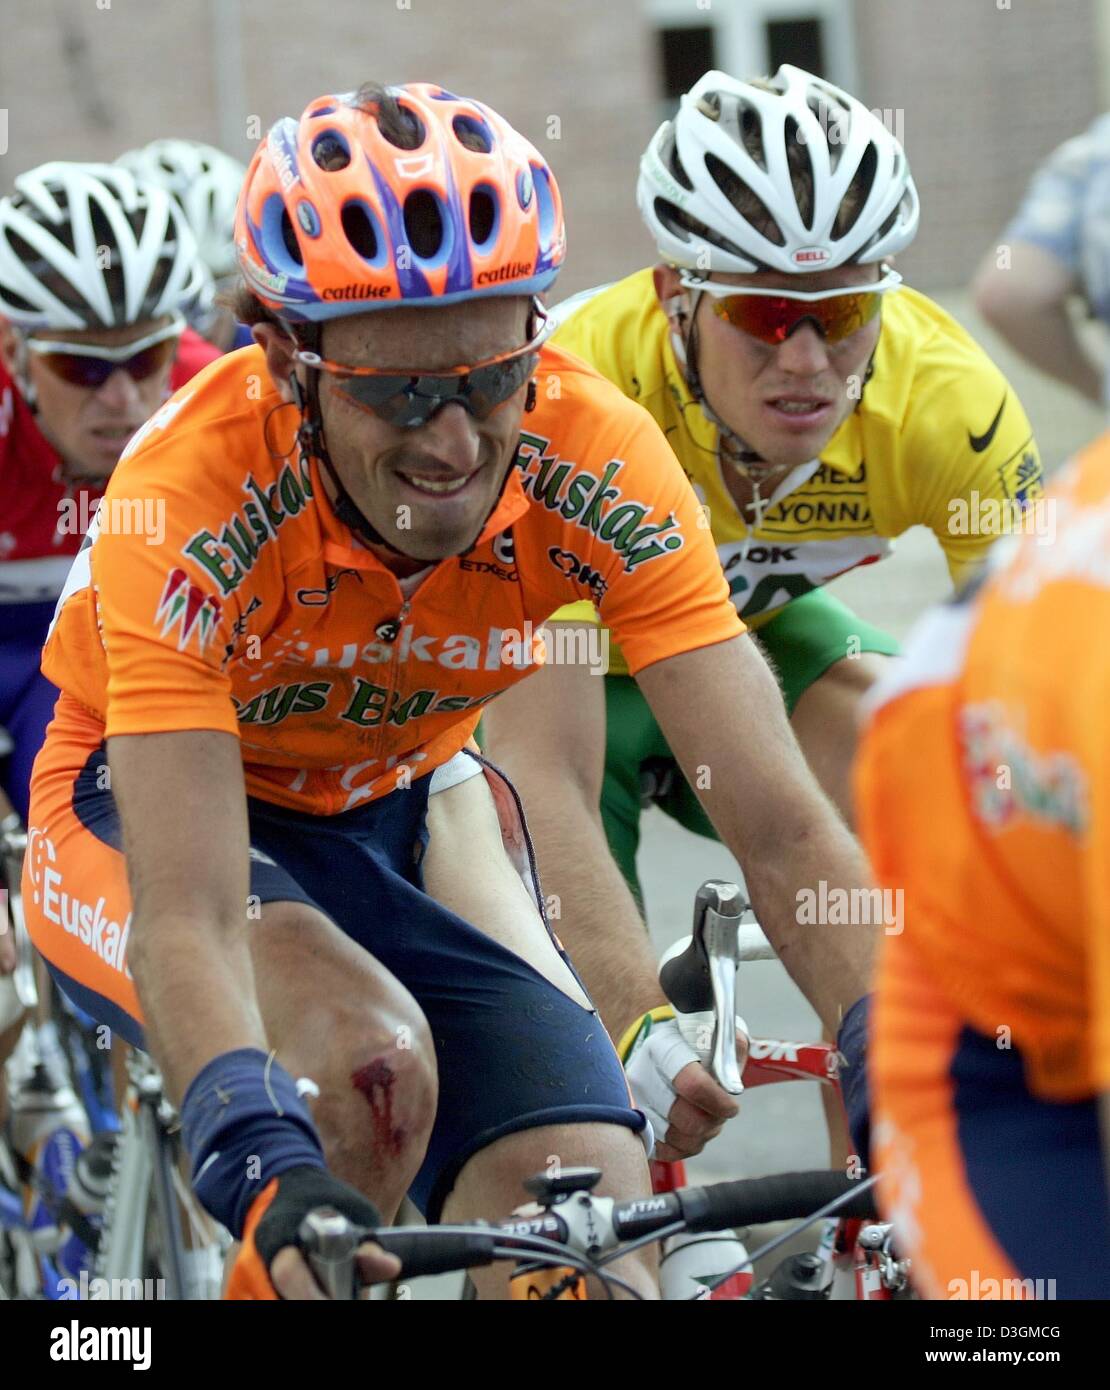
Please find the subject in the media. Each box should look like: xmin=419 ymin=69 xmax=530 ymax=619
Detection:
xmin=603 ymin=587 xmax=899 ymax=906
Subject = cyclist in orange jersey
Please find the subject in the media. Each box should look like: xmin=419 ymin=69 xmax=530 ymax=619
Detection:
xmin=25 ymin=81 xmax=872 ymax=1299
xmin=857 ymin=446 xmax=1110 ymax=1299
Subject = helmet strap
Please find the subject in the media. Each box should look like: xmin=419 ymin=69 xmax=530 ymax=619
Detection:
xmin=11 ymin=333 xmax=39 ymax=414
xmin=857 ymin=351 xmax=877 ymax=404
xmin=288 ymin=364 xmax=406 ymax=556
xmin=680 ymin=291 xmax=765 ymax=468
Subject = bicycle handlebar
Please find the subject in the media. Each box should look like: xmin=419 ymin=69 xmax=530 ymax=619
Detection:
xmin=300 ymin=1168 xmax=879 ymax=1291
xmin=675 ymin=1170 xmax=877 ymax=1231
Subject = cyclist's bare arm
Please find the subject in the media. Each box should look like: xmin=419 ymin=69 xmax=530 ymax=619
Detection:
xmin=482 ymin=626 xmax=665 ymax=1044
xmin=972 ymin=239 xmax=1103 ymax=405
xmin=107 ymin=729 xmax=265 ymax=1102
xmin=636 ymin=635 xmax=874 ymax=1033
xmin=110 ymin=729 xmax=401 ymax=1298
xmin=482 ymin=642 xmax=740 ymax=1159
xmin=488 ymin=633 xmax=875 ymax=1038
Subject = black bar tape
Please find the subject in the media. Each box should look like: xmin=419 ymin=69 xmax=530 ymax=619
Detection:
xmin=679 ymin=1171 xmax=878 ymax=1231
xmin=374 ymin=1228 xmax=498 ymax=1277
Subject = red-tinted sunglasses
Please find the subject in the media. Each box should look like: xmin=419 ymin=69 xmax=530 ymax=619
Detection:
xmin=682 ymin=268 xmax=902 ymax=345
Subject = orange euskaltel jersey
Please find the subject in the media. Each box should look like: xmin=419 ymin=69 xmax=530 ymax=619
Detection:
xmin=857 ymin=434 xmax=1110 ymax=1105
xmin=40 ymin=342 xmax=743 ymax=815
xmin=855 ymin=436 xmax=1110 ymax=1298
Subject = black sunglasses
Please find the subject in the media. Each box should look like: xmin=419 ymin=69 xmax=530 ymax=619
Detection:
xmin=294 ymin=302 xmax=549 ymax=430
xmin=24 ymin=317 xmax=184 ymax=390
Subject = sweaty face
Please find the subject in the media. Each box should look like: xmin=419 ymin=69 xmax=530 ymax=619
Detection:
xmin=313 ymin=297 xmax=533 ymax=567
xmin=663 ymin=263 xmax=883 ymax=468
xmin=7 ymin=318 xmax=179 ymax=478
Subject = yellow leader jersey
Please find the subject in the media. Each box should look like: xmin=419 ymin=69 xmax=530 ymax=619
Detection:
xmin=550 ymin=267 xmax=1043 ymax=677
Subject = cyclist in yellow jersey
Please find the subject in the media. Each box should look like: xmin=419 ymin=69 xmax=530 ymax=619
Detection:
xmin=484 ymin=65 xmax=1041 ymax=1163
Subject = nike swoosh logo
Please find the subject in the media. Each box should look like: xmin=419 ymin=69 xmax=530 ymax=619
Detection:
xmin=968 ymin=393 xmax=1008 ymax=453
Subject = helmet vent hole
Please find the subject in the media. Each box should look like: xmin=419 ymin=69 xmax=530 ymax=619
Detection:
xmin=834 ymin=142 xmax=877 ymax=240
xmin=341 ymin=202 xmax=379 ymax=261
xmin=312 ymin=132 xmax=351 ymax=171
xmin=453 ymin=115 xmax=494 ymax=153
xmin=783 ymin=118 xmax=815 ymax=228
xmin=695 ymin=92 xmax=722 ymax=122
xmin=381 ymin=103 xmax=426 ymax=151
xmin=704 ymin=152 xmax=785 ymax=247
xmin=807 ymin=95 xmax=852 ymax=171
xmin=469 ymin=186 xmax=498 ymax=247
xmin=738 ymin=101 xmax=768 ymax=173
xmin=652 ymin=198 xmax=748 ymax=264
xmin=874 ymin=206 xmax=900 ymax=245
xmin=2 ymin=227 xmax=60 ymax=311
xmin=659 ymin=128 xmax=693 ymax=191
xmin=0 ymin=286 xmax=35 ymax=313
xmin=403 ymin=189 xmax=444 ymax=259
xmin=280 ymin=210 xmax=304 ymax=266
xmin=531 ymin=163 xmax=556 ymax=247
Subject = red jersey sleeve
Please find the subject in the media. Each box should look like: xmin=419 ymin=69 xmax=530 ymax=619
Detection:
xmin=169 ymin=327 xmax=222 ymax=390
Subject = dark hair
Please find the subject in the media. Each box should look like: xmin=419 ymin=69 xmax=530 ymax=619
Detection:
xmin=229 ymin=80 xmax=454 ymax=331
xmin=351 ymin=82 xmax=424 ymax=150
xmin=217 ymin=282 xmax=308 ymax=341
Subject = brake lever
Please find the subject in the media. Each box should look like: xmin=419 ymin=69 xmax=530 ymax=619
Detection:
xmin=298 ymin=1207 xmax=365 ymax=1300
xmin=658 ymin=880 xmax=746 ymax=1094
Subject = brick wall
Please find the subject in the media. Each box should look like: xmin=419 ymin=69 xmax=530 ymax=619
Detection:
xmin=0 ymin=0 xmax=663 ymax=297
xmin=0 ymin=0 xmax=1103 ymax=293
xmin=853 ymin=0 xmax=1101 ymax=286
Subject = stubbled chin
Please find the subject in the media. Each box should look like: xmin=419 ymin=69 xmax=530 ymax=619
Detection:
xmin=73 ymin=454 xmax=117 ymax=479
xmin=742 ymin=429 xmax=823 ymax=467
xmin=363 ymin=505 xmax=491 ymax=561
xmin=753 ymin=409 xmax=847 ymax=462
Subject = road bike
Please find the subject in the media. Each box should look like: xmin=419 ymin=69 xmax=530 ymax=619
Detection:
xmin=309 ymin=880 xmax=910 ymax=1301
xmin=0 ymin=785 xmax=227 ymax=1301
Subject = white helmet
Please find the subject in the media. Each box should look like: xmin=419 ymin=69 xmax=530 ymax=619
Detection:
xmin=638 ymin=65 xmax=919 ymax=275
xmin=116 ymin=139 xmax=246 ymax=280
xmin=0 ymin=161 xmax=207 ymax=331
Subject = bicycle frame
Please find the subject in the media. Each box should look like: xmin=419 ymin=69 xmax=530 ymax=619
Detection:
xmin=1 ymin=807 xmax=225 ymax=1301
xmin=650 ymin=1041 xmax=901 ymax=1300
xmin=650 ymin=1045 xmax=900 ymax=1301
xmin=0 ymin=1132 xmax=49 ymax=1298
xmin=95 ymin=1050 xmax=228 ymax=1301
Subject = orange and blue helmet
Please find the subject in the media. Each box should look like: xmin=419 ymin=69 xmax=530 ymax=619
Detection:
xmin=234 ymin=83 xmax=566 ymax=323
